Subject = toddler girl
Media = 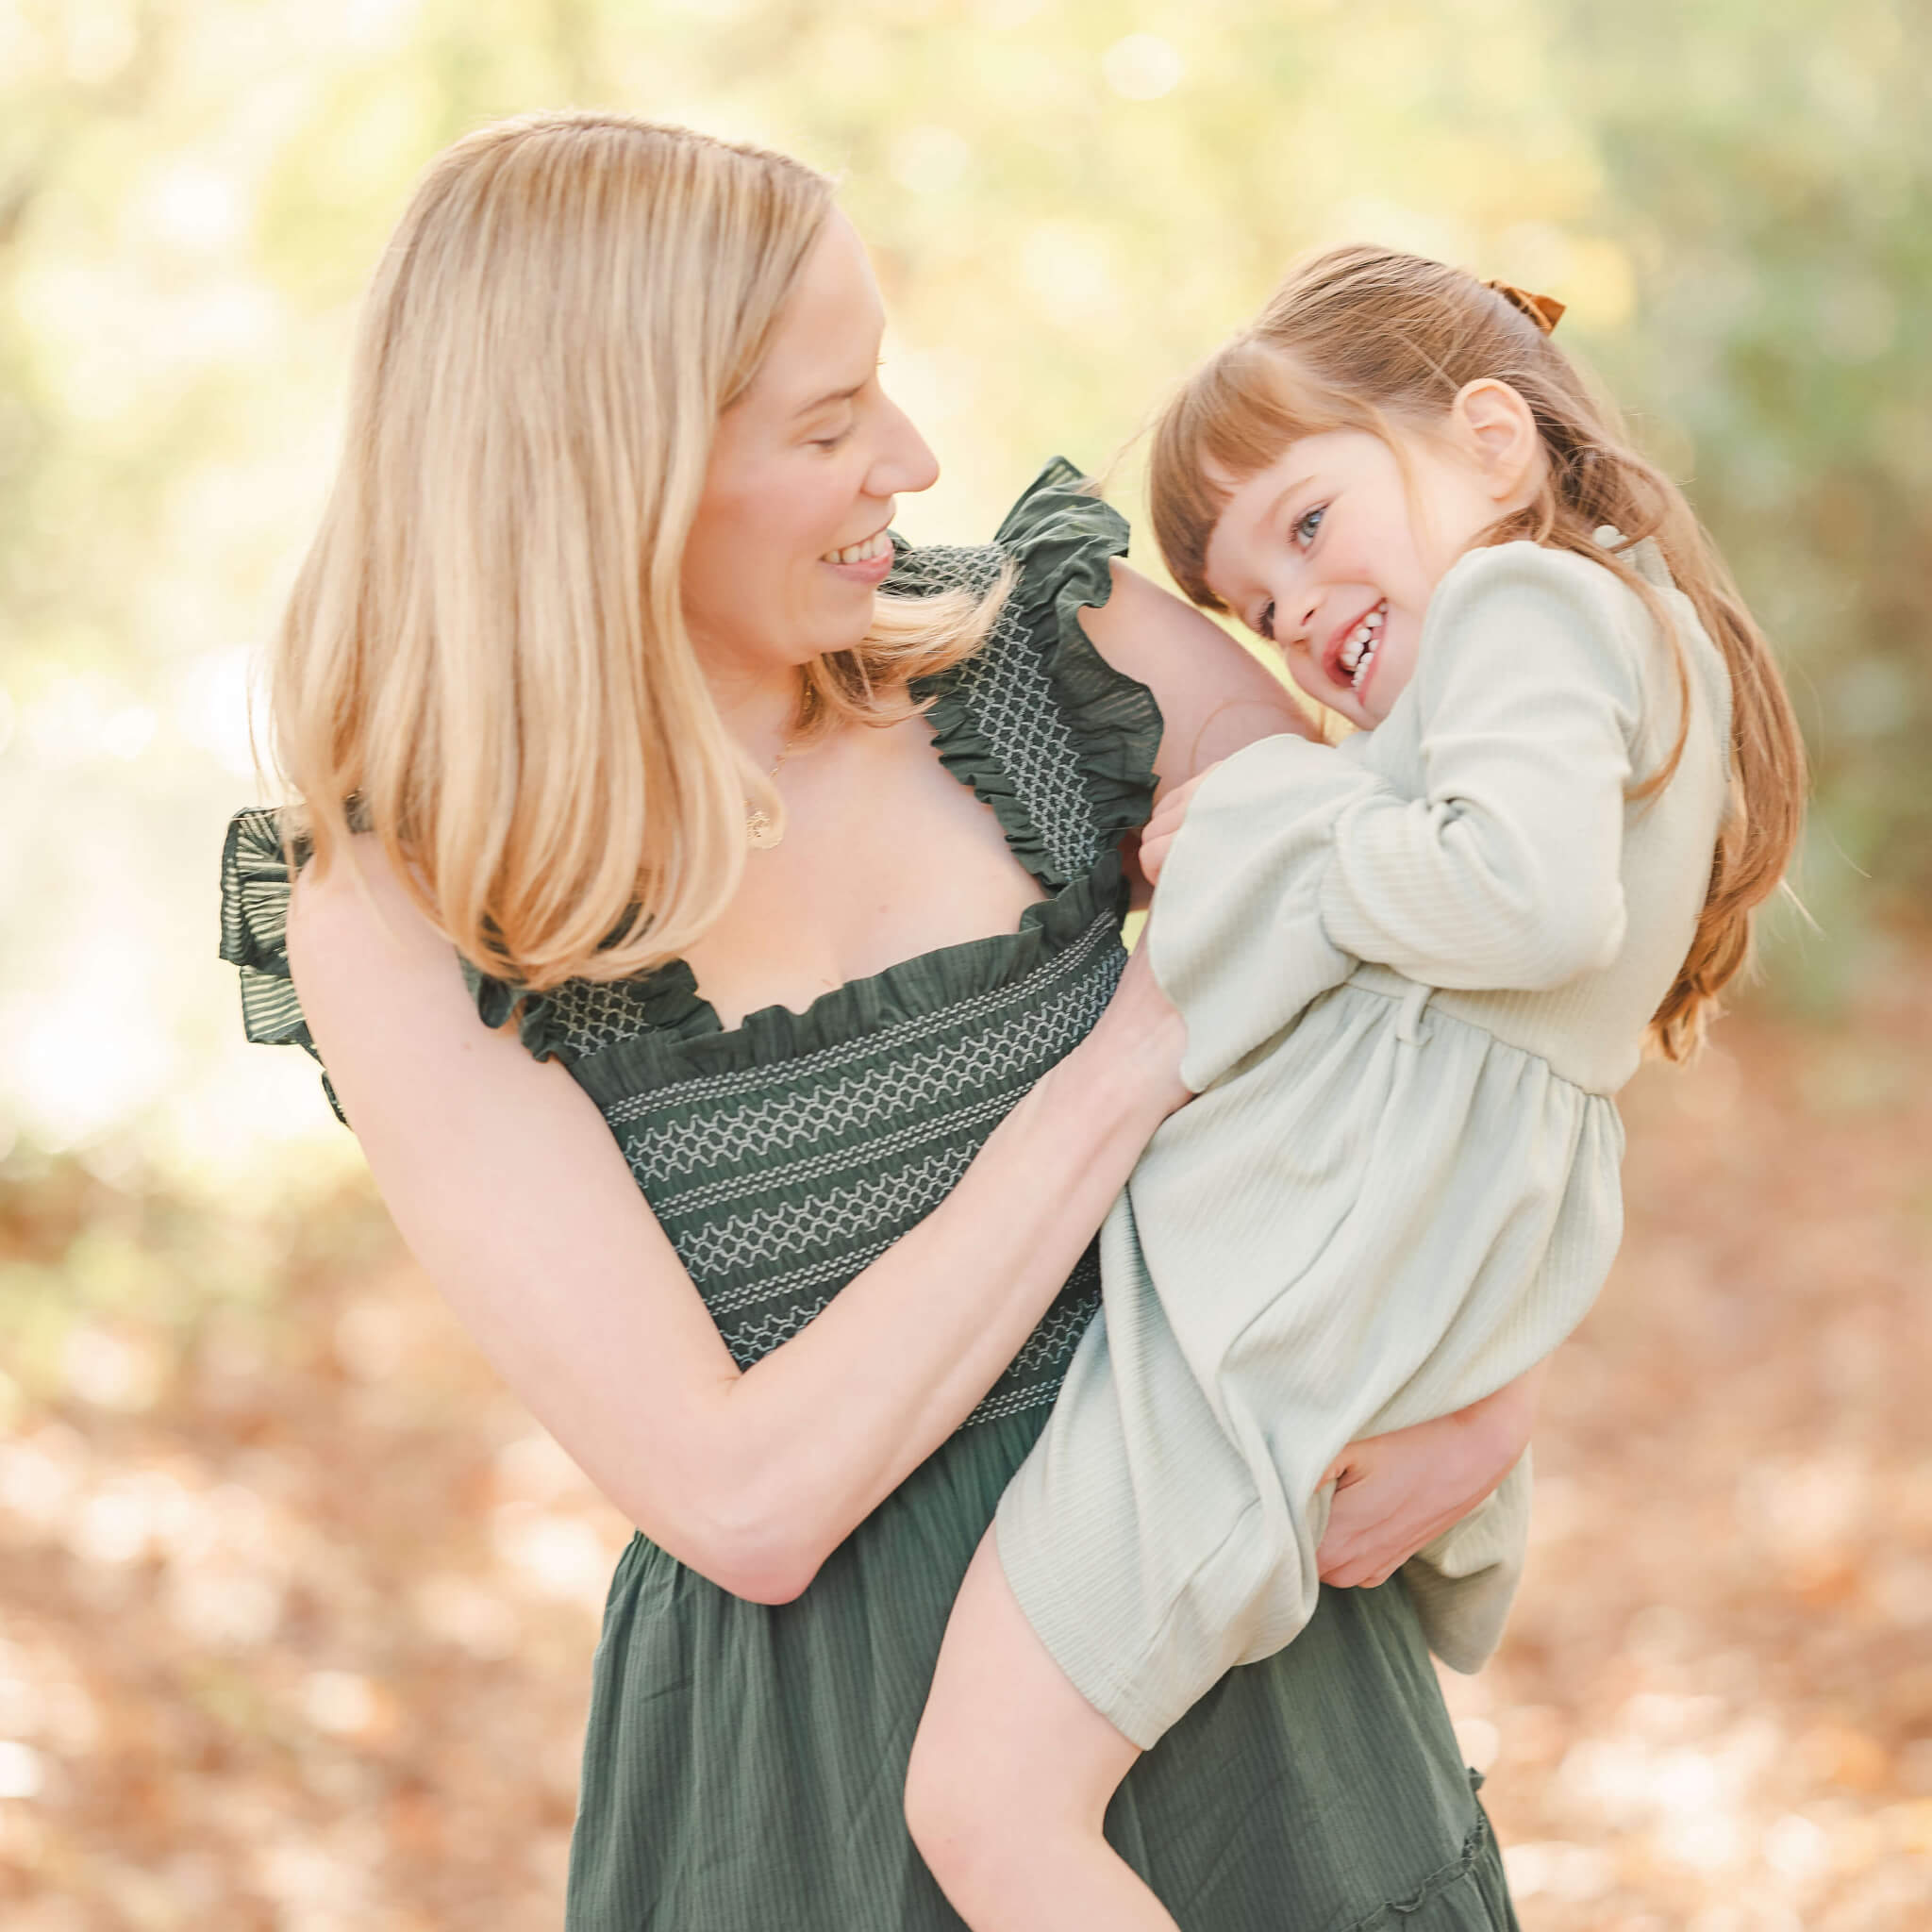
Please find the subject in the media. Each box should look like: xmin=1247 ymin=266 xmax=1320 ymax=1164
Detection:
xmin=903 ymin=245 xmax=1804 ymax=1930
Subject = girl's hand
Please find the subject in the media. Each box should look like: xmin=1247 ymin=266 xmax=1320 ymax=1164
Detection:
xmin=1137 ymin=765 xmax=1222 ymax=888
xmin=1314 ymin=1363 xmax=1548 ymax=1588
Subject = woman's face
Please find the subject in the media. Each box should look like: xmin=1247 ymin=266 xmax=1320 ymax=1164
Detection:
xmin=681 ymin=210 xmax=939 ymax=692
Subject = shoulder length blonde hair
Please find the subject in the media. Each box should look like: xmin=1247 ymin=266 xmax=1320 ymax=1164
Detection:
xmin=1150 ymin=244 xmax=1807 ymax=1060
xmin=273 ymin=110 xmax=999 ymax=991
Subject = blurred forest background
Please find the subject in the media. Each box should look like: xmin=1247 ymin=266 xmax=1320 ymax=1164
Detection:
xmin=1 ymin=1 xmax=1927 ymax=1926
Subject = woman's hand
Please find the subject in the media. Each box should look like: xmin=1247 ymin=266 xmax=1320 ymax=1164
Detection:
xmin=1314 ymin=1362 xmax=1549 ymax=1588
xmin=1073 ymin=934 xmax=1191 ymax=1122
xmin=1137 ymin=765 xmax=1222 ymax=888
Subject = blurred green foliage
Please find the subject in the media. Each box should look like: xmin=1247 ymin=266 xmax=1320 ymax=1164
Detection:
xmin=0 ymin=0 xmax=1924 ymax=1158
xmin=1 ymin=16 xmax=1927 ymax=1919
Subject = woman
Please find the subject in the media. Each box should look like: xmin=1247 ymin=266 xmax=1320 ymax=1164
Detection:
xmin=220 ymin=110 xmax=1534 ymax=1927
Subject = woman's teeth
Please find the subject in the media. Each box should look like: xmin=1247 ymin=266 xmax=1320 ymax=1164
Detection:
xmin=824 ymin=530 xmax=891 ymax=565
xmin=1339 ymin=603 xmax=1386 ymax=692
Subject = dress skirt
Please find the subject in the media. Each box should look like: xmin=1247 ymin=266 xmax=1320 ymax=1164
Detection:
xmin=567 ymin=1398 xmax=1516 ymax=1931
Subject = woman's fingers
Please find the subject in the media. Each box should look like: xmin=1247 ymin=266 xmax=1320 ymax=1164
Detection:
xmin=1138 ymin=811 xmax=1180 ymax=884
xmin=1314 ymin=1426 xmax=1471 ymax=1584
xmin=1314 ymin=1380 xmax=1538 ymax=1589
xmin=1139 ymin=827 xmax=1174 ymax=885
xmin=1320 ymin=1508 xmax=1453 ymax=1587
xmin=1138 ymin=764 xmax=1224 ymax=886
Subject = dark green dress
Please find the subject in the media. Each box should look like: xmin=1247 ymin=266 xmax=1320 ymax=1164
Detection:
xmin=221 ymin=461 xmax=1518 ymax=1932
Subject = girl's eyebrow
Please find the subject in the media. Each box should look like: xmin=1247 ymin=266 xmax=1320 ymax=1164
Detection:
xmin=1260 ymin=478 xmax=1303 ymax=527
xmin=1261 ymin=468 xmax=1326 ymax=528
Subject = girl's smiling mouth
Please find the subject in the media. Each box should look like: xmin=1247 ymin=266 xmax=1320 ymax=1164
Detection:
xmin=1324 ymin=600 xmax=1387 ymax=697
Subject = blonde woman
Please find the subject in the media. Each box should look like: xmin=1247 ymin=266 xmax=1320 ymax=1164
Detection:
xmin=221 ymin=113 xmax=1532 ymax=1928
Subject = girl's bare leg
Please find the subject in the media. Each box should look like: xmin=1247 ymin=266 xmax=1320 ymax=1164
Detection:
xmin=905 ymin=1531 xmax=1179 ymax=1931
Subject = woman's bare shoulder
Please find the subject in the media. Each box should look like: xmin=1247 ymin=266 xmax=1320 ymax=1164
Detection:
xmin=289 ymin=833 xmax=454 ymax=982
xmin=1078 ymin=559 xmax=1315 ymax=787
xmin=283 ymin=833 xmax=509 ymax=1096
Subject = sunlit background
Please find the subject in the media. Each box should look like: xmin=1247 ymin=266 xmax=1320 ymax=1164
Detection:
xmin=2 ymin=3 xmax=1927 ymax=1927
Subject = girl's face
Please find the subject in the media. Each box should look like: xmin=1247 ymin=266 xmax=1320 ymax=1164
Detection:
xmin=1200 ymin=410 xmax=1527 ymax=731
xmin=681 ymin=210 xmax=939 ymax=694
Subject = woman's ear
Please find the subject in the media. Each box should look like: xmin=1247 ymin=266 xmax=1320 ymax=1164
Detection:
xmin=1451 ymin=378 xmax=1543 ymax=504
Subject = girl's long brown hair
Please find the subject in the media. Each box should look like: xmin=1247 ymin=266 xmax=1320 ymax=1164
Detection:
xmin=1150 ymin=244 xmax=1806 ymax=1059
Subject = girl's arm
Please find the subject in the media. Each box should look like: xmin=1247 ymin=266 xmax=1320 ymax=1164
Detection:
xmin=288 ymin=841 xmax=1188 ymax=1607
xmin=1280 ymin=544 xmax=1645 ymax=991
xmin=1145 ymin=546 xmax=1649 ymax=1093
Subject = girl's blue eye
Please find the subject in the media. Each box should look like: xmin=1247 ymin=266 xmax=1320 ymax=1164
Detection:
xmin=1293 ymin=504 xmax=1326 ymax=548
xmin=1257 ymin=600 xmax=1276 ymax=641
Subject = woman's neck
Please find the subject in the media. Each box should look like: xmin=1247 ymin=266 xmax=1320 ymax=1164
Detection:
xmin=708 ymin=661 xmax=809 ymax=763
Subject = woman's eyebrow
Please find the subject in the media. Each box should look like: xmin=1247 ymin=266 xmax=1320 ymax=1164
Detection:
xmin=791 ymin=381 xmax=865 ymax=419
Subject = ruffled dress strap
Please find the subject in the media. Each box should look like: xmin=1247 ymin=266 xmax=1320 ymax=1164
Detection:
xmin=458 ymin=953 xmax=709 ymax=1069
xmin=218 ymin=806 xmax=347 ymax=1123
xmin=472 ymin=458 xmax=1166 ymax=1076
xmin=906 ymin=456 xmax=1161 ymax=891
xmin=222 ymin=461 xmax=1164 ymax=1087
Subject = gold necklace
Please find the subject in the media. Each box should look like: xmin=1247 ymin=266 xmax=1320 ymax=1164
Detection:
xmin=744 ymin=730 xmax=799 ymax=851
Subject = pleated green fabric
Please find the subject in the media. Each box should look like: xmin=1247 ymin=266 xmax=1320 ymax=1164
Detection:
xmin=220 ymin=459 xmax=1519 ymax=1932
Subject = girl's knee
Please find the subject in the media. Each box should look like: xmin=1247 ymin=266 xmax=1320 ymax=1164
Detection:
xmin=904 ymin=1730 xmax=995 ymax=1893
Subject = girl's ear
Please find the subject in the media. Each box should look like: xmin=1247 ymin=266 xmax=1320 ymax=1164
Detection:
xmin=1451 ymin=379 xmax=1543 ymax=504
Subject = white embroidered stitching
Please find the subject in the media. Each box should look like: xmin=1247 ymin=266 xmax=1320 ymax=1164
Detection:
xmin=604 ymin=908 xmax=1116 ymax=1126
xmin=619 ymin=962 xmax=1116 ymax=1191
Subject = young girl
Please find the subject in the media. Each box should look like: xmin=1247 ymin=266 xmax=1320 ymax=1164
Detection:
xmin=904 ymin=245 xmax=1805 ymax=1928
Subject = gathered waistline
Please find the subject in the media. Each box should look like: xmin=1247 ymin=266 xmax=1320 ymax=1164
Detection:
xmin=1340 ymin=961 xmax=1619 ymax=1098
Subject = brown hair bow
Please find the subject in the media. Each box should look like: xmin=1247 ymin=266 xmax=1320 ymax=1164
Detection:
xmin=1485 ymin=279 xmax=1565 ymax=335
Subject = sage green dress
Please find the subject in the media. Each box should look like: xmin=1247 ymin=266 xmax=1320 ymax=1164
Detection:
xmin=220 ymin=460 xmax=1518 ymax=1932
xmin=996 ymin=537 xmax=1733 ymax=1751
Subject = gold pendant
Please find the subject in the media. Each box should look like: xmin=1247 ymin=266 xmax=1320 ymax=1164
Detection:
xmin=745 ymin=808 xmax=782 ymax=851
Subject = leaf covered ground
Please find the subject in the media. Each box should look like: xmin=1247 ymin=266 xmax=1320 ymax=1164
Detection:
xmin=1 ymin=960 xmax=1928 ymax=1931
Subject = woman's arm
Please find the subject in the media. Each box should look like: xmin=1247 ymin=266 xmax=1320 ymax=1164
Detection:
xmin=1081 ymin=564 xmax=1321 ymax=908
xmin=1079 ymin=561 xmax=1317 ymax=906
xmin=288 ymin=841 xmax=1186 ymax=1607
xmin=1078 ymin=559 xmax=1316 ymax=791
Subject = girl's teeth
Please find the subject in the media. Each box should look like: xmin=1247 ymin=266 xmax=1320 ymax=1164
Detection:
xmin=825 ymin=530 xmax=891 ymax=565
xmin=1338 ymin=603 xmax=1386 ymax=685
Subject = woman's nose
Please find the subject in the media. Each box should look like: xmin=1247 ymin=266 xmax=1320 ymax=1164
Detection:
xmin=870 ymin=390 xmax=941 ymax=499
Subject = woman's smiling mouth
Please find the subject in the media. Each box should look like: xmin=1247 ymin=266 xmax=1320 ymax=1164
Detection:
xmin=822 ymin=527 xmax=892 ymax=566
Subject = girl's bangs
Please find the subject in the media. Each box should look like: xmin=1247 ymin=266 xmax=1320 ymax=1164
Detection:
xmin=1152 ymin=343 xmax=1350 ymax=608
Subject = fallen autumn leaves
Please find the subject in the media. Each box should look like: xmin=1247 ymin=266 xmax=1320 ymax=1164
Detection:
xmin=2 ymin=958 xmax=1928 ymax=1930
